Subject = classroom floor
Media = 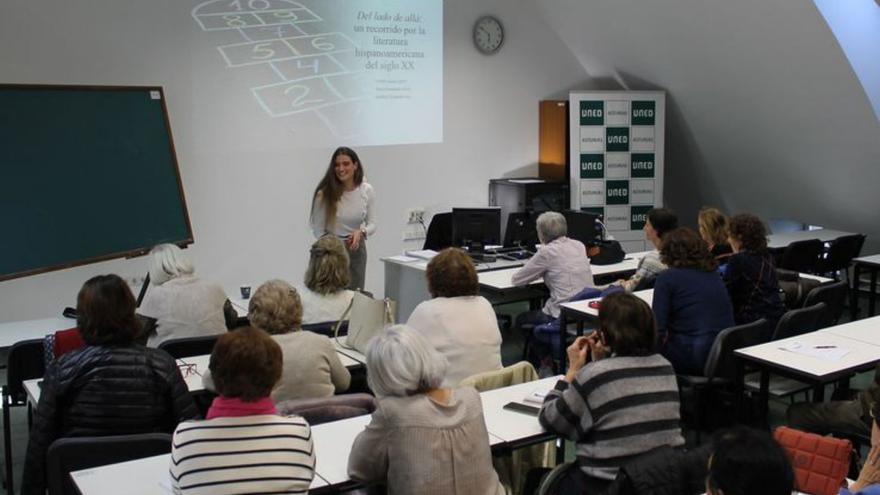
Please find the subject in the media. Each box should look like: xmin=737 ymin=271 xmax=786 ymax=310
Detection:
xmin=0 ymin=296 xmax=875 ymax=494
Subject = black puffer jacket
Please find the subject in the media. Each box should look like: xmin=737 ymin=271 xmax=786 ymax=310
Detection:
xmin=21 ymin=345 xmax=199 ymax=494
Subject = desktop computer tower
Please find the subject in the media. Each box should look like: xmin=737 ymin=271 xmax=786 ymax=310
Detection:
xmin=488 ymin=178 xmax=568 ymax=242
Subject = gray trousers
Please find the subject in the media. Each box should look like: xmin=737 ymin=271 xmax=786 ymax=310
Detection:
xmin=348 ymin=241 xmax=367 ymax=291
xmin=786 ymin=397 xmax=870 ymax=438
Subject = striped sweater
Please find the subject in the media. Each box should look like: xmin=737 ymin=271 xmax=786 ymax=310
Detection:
xmin=170 ymin=414 xmax=315 ymax=494
xmin=539 ymin=354 xmax=684 ymax=480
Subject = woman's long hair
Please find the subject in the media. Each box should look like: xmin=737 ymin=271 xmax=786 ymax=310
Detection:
xmin=311 ymin=147 xmax=364 ymax=229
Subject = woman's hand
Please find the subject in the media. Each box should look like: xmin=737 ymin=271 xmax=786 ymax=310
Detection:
xmin=348 ymin=229 xmax=364 ymax=250
xmin=853 ymin=444 xmax=880 ymax=491
xmin=564 ymin=337 xmax=590 ymax=382
xmin=588 ymin=332 xmax=609 ymax=362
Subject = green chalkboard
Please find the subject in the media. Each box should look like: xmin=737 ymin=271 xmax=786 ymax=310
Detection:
xmin=0 ymin=85 xmax=192 ymax=281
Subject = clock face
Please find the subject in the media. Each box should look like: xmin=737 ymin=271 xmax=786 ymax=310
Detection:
xmin=473 ymin=16 xmax=504 ymax=54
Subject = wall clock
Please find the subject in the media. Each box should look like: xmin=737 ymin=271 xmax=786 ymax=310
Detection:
xmin=473 ymin=16 xmax=504 ymax=55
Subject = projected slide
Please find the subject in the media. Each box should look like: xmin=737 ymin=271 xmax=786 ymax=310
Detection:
xmin=192 ymin=0 xmax=442 ymax=146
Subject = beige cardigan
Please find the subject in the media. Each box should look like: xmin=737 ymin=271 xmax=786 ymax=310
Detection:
xmin=348 ymin=387 xmax=506 ymax=495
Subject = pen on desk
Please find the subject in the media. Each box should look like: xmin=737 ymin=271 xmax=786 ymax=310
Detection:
xmin=813 ymin=345 xmax=837 ymax=349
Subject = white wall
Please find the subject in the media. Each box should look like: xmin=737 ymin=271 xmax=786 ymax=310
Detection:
xmin=535 ymin=0 xmax=880 ymax=242
xmin=0 ymin=0 xmax=588 ymax=322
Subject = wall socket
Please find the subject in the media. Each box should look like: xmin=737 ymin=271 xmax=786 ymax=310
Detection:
xmin=406 ymin=208 xmax=425 ymax=224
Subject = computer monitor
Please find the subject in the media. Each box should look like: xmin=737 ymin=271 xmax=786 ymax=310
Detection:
xmin=563 ymin=210 xmax=601 ymax=246
xmin=451 ymin=207 xmax=501 ymax=251
xmin=503 ymin=212 xmax=538 ymax=249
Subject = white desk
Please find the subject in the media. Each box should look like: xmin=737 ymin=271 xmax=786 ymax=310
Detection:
xmin=70 ymin=452 xmax=329 ymax=495
xmin=478 ymin=376 xmax=560 ymax=446
xmin=561 ymin=289 xmax=654 ymax=319
xmin=25 ymin=350 xmax=363 ymax=407
xmin=767 ymin=229 xmax=855 ymax=250
xmin=818 ymin=315 xmax=880 ymax=346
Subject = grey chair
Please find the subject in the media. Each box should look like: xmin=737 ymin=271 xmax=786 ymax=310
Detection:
xmin=779 ymin=239 xmax=824 ymax=274
xmin=276 ymin=393 xmax=376 ymax=425
xmin=3 ymin=338 xmax=46 ymax=493
xmin=772 ymin=302 xmax=827 ymax=341
xmin=46 ymin=433 xmax=172 ymax=495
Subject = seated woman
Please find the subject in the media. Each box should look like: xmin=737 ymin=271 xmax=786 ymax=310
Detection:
xmin=511 ymin=211 xmax=594 ymax=362
xmin=139 ymin=243 xmax=236 ymax=347
xmin=653 ymin=227 xmax=735 ymax=375
xmin=248 ymin=279 xmax=350 ymax=401
xmin=618 ymin=207 xmax=678 ymax=291
xmin=698 ymin=207 xmax=733 ymax=261
xmin=171 ymin=327 xmax=315 ymax=494
xmin=539 ymin=292 xmax=684 ymax=493
xmin=298 ymin=235 xmax=355 ymax=325
xmin=348 ymin=325 xmax=505 ymax=495
xmin=706 ymin=427 xmax=794 ymax=495
xmin=22 ymin=274 xmax=198 ymax=495
xmin=724 ymin=213 xmax=786 ymax=333
xmin=407 ymin=248 xmax=503 ymax=386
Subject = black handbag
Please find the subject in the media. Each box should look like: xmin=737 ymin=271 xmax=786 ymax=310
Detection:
xmin=588 ymin=240 xmax=626 ymax=265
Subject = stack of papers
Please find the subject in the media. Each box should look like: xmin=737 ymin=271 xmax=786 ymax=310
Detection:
xmin=404 ymin=249 xmax=438 ymax=260
xmin=522 ymin=387 xmax=549 ymax=405
xmin=778 ymin=341 xmax=851 ymax=361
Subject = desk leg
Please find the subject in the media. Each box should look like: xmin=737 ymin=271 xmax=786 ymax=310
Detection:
xmin=871 ymin=268 xmax=878 ymax=317
xmin=759 ymin=370 xmax=770 ymax=426
xmin=852 ymin=263 xmax=861 ymax=320
xmin=735 ymin=358 xmax=745 ymax=422
xmin=812 ymin=384 xmax=825 ymax=403
xmin=559 ymin=312 xmax=568 ymax=370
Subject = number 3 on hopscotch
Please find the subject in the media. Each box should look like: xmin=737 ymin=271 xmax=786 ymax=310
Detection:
xmin=284 ymin=84 xmax=322 ymax=109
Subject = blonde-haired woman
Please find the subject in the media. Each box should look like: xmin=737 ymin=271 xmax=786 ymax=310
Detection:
xmin=698 ymin=208 xmax=732 ymax=260
xmin=248 ymin=279 xmax=350 ymax=401
xmin=298 ymin=236 xmax=355 ymax=325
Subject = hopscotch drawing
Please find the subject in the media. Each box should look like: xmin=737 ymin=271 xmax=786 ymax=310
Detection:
xmin=192 ymin=0 xmax=371 ymax=140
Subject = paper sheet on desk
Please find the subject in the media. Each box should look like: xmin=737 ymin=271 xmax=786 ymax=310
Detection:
xmin=387 ymin=254 xmax=420 ymax=263
xmin=779 ymin=341 xmax=851 ymax=361
xmin=523 ymin=387 xmax=550 ymax=406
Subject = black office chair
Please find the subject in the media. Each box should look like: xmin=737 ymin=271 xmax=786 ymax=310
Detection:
xmin=678 ymin=319 xmax=769 ymax=440
xmin=3 ymin=338 xmax=46 ymax=494
xmin=46 ymin=433 xmax=172 ymax=495
xmin=157 ymin=334 xmax=219 ymax=359
xmin=771 ymin=302 xmax=828 ymax=341
xmin=779 ymin=239 xmax=824 ymax=274
xmin=819 ymin=234 xmax=866 ymax=280
xmin=423 ymin=212 xmax=453 ymax=251
xmin=802 ymin=281 xmax=848 ymax=329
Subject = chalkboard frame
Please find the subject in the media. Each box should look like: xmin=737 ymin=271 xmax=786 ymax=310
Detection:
xmin=0 ymin=83 xmax=193 ymax=281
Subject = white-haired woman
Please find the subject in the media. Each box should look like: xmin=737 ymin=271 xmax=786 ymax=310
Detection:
xmin=298 ymin=236 xmax=355 ymax=325
xmin=510 ymin=212 xmax=594 ymax=368
xmin=348 ymin=325 xmax=505 ymax=495
xmin=138 ymin=244 xmax=235 ymax=347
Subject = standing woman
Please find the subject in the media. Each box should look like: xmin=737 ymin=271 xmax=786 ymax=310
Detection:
xmin=310 ymin=147 xmax=376 ymax=291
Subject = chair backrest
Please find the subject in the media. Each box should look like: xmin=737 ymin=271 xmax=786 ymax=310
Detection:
xmin=821 ymin=234 xmax=866 ymax=274
xmin=157 ymin=334 xmax=219 ymax=359
xmin=602 ymin=443 xmax=712 ymax=495
xmin=803 ymin=281 xmax=848 ymax=328
xmin=460 ymin=361 xmax=538 ymax=392
xmin=423 ymin=212 xmax=453 ymax=251
xmin=46 ymin=433 xmax=171 ymax=495
xmin=704 ymin=319 xmax=770 ymax=382
xmin=5 ymin=338 xmax=46 ymax=403
xmin=537 ymin=461 xmax=579 ymax=495
xmin=772 ymin=302 xmax=827 ymax=341
xmin=779 ymin=239 xmax=824 ymax=274
xmin=275 ymin=393 xmax=376 ymax=426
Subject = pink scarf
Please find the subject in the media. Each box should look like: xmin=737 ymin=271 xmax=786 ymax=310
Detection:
xmin=206 ymin=396 xmax=277 ymax=419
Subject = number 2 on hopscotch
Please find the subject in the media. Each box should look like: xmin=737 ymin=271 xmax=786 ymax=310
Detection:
xmin=284 ymin=84 xmax=322 ymax=109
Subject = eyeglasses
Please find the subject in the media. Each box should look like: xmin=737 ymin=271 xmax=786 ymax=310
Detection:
xmin=177 ymin=360 xmax=200 ymax=378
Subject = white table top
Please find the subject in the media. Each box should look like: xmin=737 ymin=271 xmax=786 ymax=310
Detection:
xmin=478 ymin=251 xmax=652 ymax=291
xmin=70 ymin=451 xmax=329 ymax=495
xmin=478 ymin=376 xmax=560 ymax=443
xmin=63 ymin=376 xmax=560 ymax=494
xmin=332 ymin=339 xmax=366 ymax=364
xmin=767 ymin=229 xmax=855 ymax=249
xmin=561 ymin=289 xmax=654 ymax=318
xmin=854 ymin=254 xmax=880 ymax=267
xmin=25 ymin=350 xmax=362 ymax=407
xmin=736 ymin=330 xmax=880 ymax=380
xmin=819 ymin=315 xmax=880 ymax=346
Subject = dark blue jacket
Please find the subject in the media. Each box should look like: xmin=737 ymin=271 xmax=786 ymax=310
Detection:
xmin=653 ymin=268 xmax=735 ymax=375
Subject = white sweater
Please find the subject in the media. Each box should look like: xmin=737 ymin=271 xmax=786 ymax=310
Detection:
xmin=170 ymin=414 xmax=315 ymax=494
xmin=406 ymin=296 xmax=503 ymax=387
